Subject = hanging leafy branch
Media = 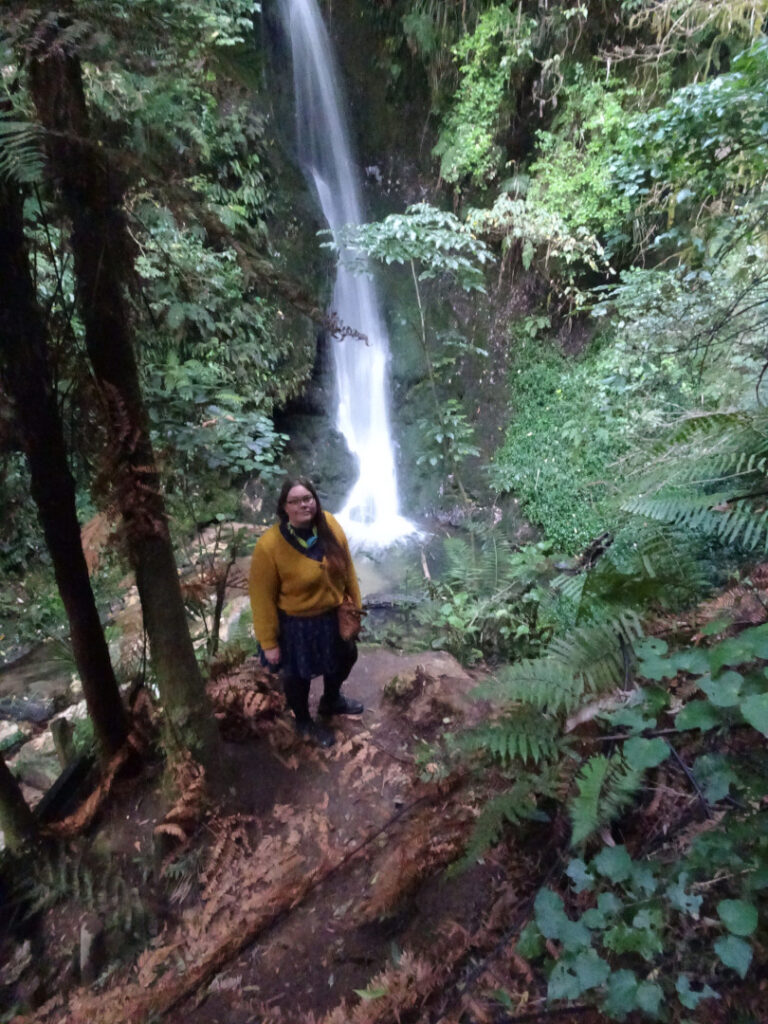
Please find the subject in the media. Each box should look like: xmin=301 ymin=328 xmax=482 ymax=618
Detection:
xmin=326 ymin=203 xmax=493 ymax=500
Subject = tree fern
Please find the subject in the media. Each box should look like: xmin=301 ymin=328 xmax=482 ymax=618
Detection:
xmin=440 ymin=530 xmax=547 ymax=596
xmin=556 ymin=525 xmax=711 ymax=622
xmin=569 ymin=754 xmax=643 ymax=847
xmin=624 ymin=408 xmax=768 ymax=551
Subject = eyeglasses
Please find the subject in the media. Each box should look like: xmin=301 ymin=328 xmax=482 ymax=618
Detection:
xmin=286 ymin=495 xmax=316 ymax=506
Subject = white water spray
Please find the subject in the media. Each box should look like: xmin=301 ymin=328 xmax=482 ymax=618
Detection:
xmin=279 ymin=0 xmax=418 ymax=546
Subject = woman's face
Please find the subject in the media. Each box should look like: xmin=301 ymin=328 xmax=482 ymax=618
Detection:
xmin=284 ymin=484 xmax=317 ymax=528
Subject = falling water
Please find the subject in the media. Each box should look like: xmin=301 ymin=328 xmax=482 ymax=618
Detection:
xmin=279 ymin=0 xmax=417 ymax=546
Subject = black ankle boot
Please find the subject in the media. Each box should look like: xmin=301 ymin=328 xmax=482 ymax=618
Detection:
xmin=295 ymin=718 xmax=335 ymax=748
xmin=318 ymin=694 xmax=364 ymax=717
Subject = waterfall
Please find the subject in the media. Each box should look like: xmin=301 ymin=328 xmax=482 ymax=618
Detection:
xmin=279 ymin=0 xmax=417 ymax=546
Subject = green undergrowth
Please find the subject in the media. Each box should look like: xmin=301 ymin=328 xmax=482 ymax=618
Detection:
xmin=491 ymin=322 xmax=695 ymax=553
xmin=435 ymin=509 xmax=768 ymax=1020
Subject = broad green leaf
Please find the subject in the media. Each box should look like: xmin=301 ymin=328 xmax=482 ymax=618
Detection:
xmin=593 ymin=845 xmax=633 ymax=883
xmin=629 ymin=861 xmax=658 ymax=896
xmin=547 ymin=950 xmax=610 ymax=1000
xmin=634 ymin=638 xmax=668 ymax=658
xmin=560 ymin=917 xmax=593 ymax=952
xmin=740 ymin=693 xmax=768 ymax=736
xmin=547 ymin=959 xmax=583 ymax=1001
xmin=623 ymin=736 xmax=670 ymax=770
xmin=692 ymin=754 xmax=738 ymax=802
xmin=603 ymin=969 xmax=638 ymax=1020
xmin=604 ymin=920 xmax=663 ymax=960
xmin=676 ymin=700 xmax=720 ymax=731
xmin=675 ymin=974 xmax=719 ymax=1010
xmin=717 ymin=899 xmax=758 ymax=936
xmin=709 ymin=625 xmax=768 ymax=674
xmin=572 ymin=949 xmax=610 ymax=990
xmin=671 ymin=647 xmax=712 ymax=672
xmin=699 ymin=670 xmax=743 ymax=707
xmin=534 ymin=889 xmax=567 ymax=939
xmin=604 ymin=706 xmax=655 ymax=733
xmin=714 ymin=934 xmax=753 ymax=977
xmin=598 ymin=891 xmax=624 ymax=914
xmin=635 ymin=981 xmax=663 ymax=1016
xmin=666 ymin=873 xmax=702 ymax=918
xmin=566 ymin=858 xmax=594 ymax=893
xmin=516 ymin=920 xmax=544 ymax=959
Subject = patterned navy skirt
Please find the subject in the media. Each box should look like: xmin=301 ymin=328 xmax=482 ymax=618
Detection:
xmin=260 ymin=608 xmax=357 ymax=681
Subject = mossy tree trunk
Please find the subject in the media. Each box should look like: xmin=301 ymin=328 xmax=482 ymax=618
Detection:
xmin=0 ymin=169 xmax=128 ymax=761
xmin=0 ymin=754 xmax=36 ymax=853
xmin=28 ymin=19 xmax=220 ymax=771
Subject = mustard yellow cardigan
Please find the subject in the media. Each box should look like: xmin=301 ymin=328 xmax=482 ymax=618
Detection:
xmin=248 ymin=512 xmax=362 ymax=650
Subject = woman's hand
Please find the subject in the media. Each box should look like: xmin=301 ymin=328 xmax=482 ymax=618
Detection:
xmin=263 ymin=646 xmax=281 ymax=666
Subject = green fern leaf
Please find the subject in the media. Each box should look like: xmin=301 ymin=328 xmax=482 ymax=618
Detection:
xmin=454 ymin=776 xmax=552 ymax=871
xmin=569 ymin=754 xmax=642 ymax=846
xmin=0 ymin=115 xmax=44 ymax=185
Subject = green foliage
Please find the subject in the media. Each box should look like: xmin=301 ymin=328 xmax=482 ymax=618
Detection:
xmin=466 ymin=193 xmax=610 ymax=307
xmin=331 ymin=202 xmax=493 ymax=291
xmin=613 ymin=41 xmax=768 ymax=216
xmin=0 ymin=112 xmax=44 ymax=185
xmin=16 ymin=840 xmax=155 ymax=940
xmin=520 ymin=832 xmax=765 ymax=1017
xmin=433 ymin=5 xmax=535 ymax=186
xmin=465 ymin=707 xmax=562 ymax=766
xmin=491 ymin=325 xmax=696 ymax=552
xmin=490 ymin=615 xmax=642 ymax=717
xmin=622 ymin=408 xmax=768 ymax=552
xmin=415 ymin=398 xmax=480 ymax=468
xmin=417 ymin=534 xmax=555 ymax=663
xmin=569 ymin=754 xmax=642 ymax=846
xmin=527 ymin=70 xmax=635 ymax=256
xmin=330 ymin=203 xmax=492 ymax=498
xmin=455 ymin=773 xmax=553 ymax=871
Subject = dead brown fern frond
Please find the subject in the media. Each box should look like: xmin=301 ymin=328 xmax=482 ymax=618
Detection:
xmin=207 ymin=670 xmax=283 ymax=739
xmin=154 ymin=755 xmax=206 ymax=849
xmin=80 ymin=512 xmax=114 ymax=574
xmin=200 ymin=812 xmax=257 ymax=901
xmin=695 ymin=564 xmax=768 ymax=633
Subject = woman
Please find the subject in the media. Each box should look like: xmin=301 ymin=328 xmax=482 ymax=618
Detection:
xmin=249 ymin=477 xmax=364 ymax=747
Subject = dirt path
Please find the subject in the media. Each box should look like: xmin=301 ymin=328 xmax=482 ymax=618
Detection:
xmin=163 ymin=648 xmax=495 ymax=1024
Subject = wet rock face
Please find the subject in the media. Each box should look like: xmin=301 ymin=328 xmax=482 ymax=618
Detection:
xmin=0 ymin=695 xmax=58 ymax=723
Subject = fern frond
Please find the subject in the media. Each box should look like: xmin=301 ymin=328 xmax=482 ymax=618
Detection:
xmin=455 ymin=776 xmax=552 ymax=871
xmin=464 ymin=707 xmax=562 ymax=766
xmin=626 ymin=494 xmax=768 ymax=551
xmin=488 ymin=615 xmax=638 ymax=717
xmin=0 ymin=114 xmax=44 ymax=185
xmin=568 ymin=525 xmax=710 ymax=618
xmin=569 ymin=754 xmax=642 ymax=846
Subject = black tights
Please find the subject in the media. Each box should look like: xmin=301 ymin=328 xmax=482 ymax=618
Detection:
xmin=282 ymin=670 xmax=344 ymax=723
xmin=282 ymin=644 xmax=358 ymax=723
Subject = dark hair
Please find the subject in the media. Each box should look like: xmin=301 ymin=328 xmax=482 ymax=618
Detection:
xmin=276 ymin=477 xmax=348 ymax=579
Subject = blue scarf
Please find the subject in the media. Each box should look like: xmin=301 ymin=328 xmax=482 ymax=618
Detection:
xmin=288 ymin=524 xmax=318 ymax=549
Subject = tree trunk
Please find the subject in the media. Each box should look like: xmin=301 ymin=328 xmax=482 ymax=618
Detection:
xmin=0 ymin=754 xmax=36 ymax=853
xmin=28 ymin=20 xmax=220 ymax=769
xmin=0 ymin=173 xmax=128 ymax=760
